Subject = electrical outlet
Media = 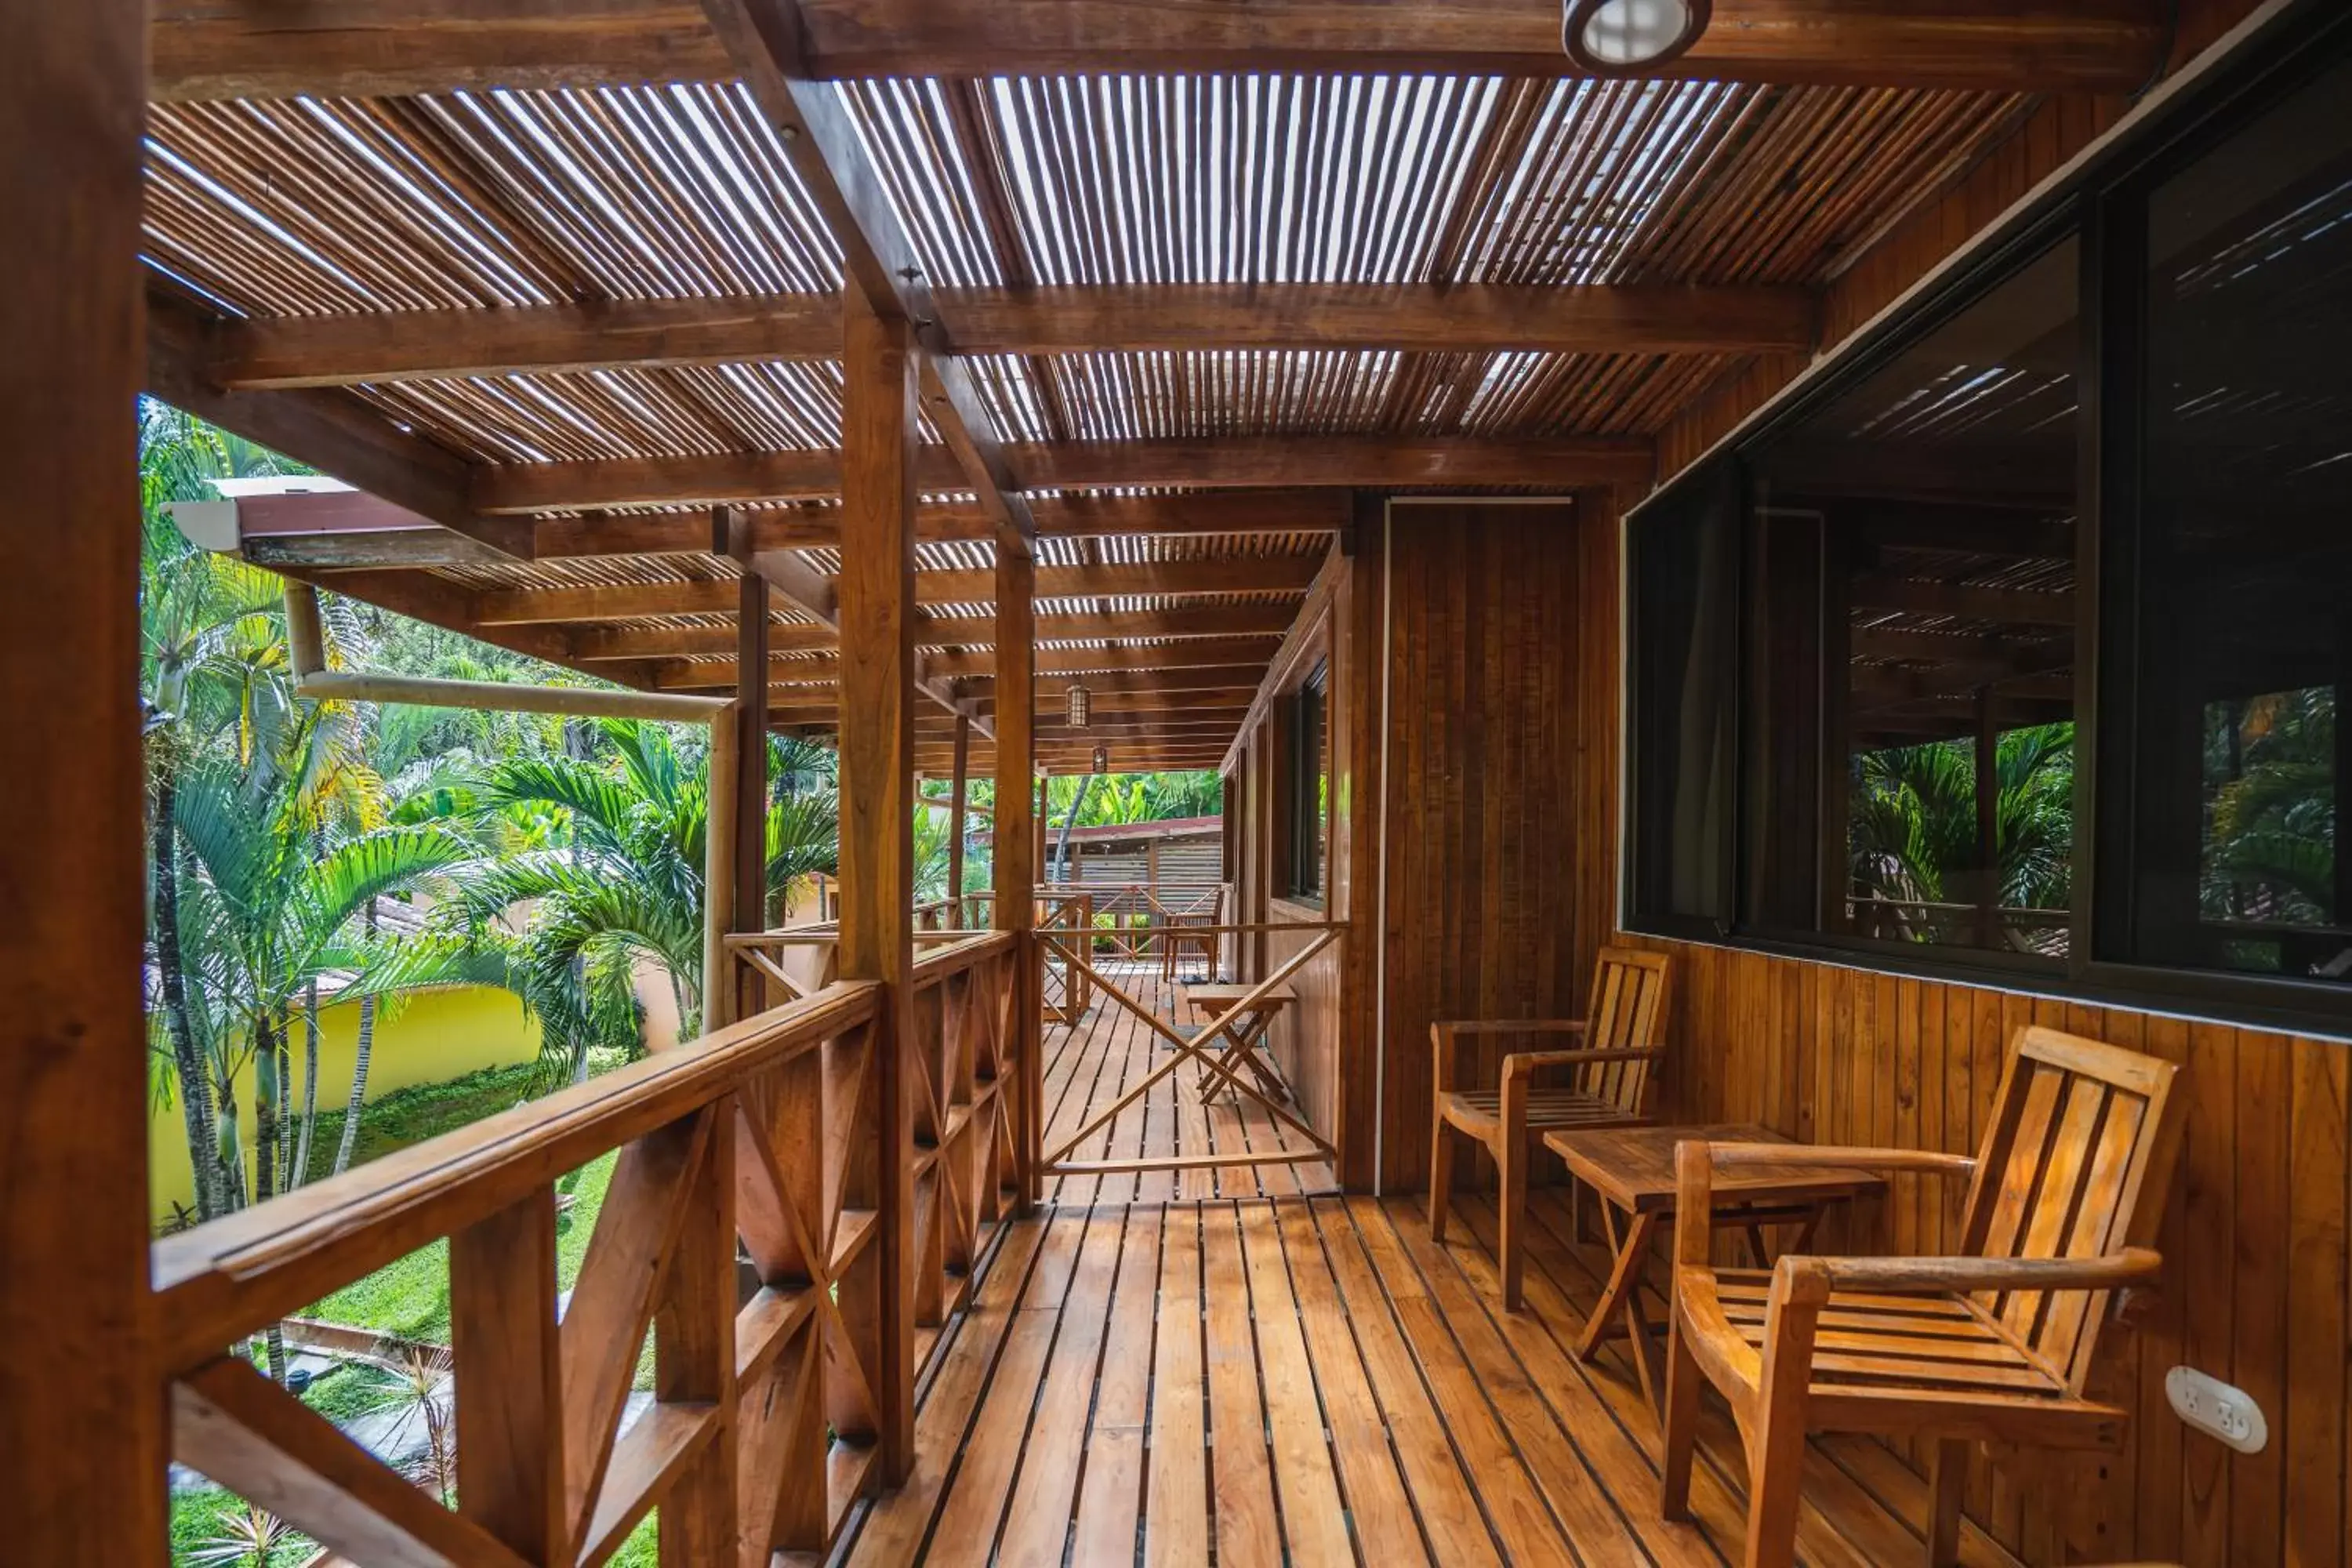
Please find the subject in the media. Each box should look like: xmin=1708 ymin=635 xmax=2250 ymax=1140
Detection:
xmin=2166 ymin=1366 xmax=2268 ymax=1454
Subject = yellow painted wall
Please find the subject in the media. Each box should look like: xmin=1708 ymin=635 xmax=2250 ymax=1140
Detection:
xmin=149 ymin=985 xmax=542 ymax=1227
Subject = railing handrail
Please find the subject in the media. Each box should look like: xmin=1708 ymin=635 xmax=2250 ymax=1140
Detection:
xmin=149 ymin=979 xmax=884 ymax=1374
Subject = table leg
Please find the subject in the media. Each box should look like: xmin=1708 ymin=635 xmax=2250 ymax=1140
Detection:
xmin=1575 ymin=1206 xmax=1657 ymax=1363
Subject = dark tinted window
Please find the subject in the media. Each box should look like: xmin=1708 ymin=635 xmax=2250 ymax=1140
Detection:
xmin=2112 ymin=55 xmax=2350 ymax=986
xmin=1628 ymin=460 xmax=1738 ymax=931
xmin=1744 ymin=237 xmax=2082 ymax=960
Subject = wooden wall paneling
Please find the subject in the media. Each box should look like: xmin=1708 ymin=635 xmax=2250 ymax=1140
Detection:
xmin=0 ymin=0 xmax=164 ymax=1557
xmin=1374 ymin=504 xmax=1588 ymax=1192
xmin=1338 ymin=501 xmax=1389 ymax=1191
xmin=1622 ymin=935 xmax=2352 ymax=1568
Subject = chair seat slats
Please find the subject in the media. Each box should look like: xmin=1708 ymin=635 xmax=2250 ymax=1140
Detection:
xmin=1439 ymin=1089 xmax=1647 ymax=1131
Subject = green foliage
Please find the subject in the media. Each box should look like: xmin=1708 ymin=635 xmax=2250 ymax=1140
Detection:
xmin=1846 ymin=724 xmax=2076 ymax=942
xmin=2202 ymin=687 xmax=2336 ymax=924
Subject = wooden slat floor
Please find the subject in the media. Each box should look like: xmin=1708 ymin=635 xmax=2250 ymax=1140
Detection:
xmin=833 ymin=973 xmax=2028 ymax=1567
xmin=1038 ymin=960 xmax=1341 ymax=1202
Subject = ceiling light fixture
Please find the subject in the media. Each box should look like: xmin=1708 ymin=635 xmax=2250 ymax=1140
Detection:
xmin=1067 ymin=681 xmax=1091 ymax=730
xmin=1562 ymin=0 xmax=1711 ymax=74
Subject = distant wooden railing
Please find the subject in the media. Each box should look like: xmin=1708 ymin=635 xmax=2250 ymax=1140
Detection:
xmin=151 ymin=930 xmax=1029 ymax=1566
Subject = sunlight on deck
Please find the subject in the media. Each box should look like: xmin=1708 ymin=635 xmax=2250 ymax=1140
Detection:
xmin=827 ymin=971 xmax=2016 ymax=1568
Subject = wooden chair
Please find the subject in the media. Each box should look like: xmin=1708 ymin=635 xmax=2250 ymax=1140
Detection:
xmin=1661 ymin=1025 xmax=2187 ymax=1568
xmin=1428 ymin=946 xmax=1671 ymax=1308
xmin=1159 ymin=885 xmax=1223 ymax=982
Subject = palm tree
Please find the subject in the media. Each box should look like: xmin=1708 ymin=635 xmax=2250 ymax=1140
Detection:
xmin=2203 ymin=688 xmax=2336 ymax=925
xmin=1846 ymin=724 xmax=2075 ymax=946
xmin=445 ymin=719 xmax=839 ymax=1069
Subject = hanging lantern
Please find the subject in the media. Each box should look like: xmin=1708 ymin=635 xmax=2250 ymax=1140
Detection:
xmin=1067 ymin=679 xmax=1091 ymax=729
xmin=1092 ymin=744 xmax=1109 ymax=775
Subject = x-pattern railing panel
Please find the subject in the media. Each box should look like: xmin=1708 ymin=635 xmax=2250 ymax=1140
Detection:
xmin=153 ymin=928 xmax=1029 ymax=1566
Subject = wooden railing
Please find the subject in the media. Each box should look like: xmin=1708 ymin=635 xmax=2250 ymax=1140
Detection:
xmin=151 ymin=931 xmax=1029 ymax=1566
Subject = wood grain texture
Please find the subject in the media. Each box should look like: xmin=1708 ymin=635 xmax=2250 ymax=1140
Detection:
xmin=203 ymin=283 xmax=1815 ymax=387
xmin=834 ymin=281 xmax=920 ymax=1481
xmin=470 ymin=435 xmax=1653 ymax=514
xmin=1624 ymin=934 xmax=2352 ymax=1568
xmin=0 ymin=2 xmax=164 ymax=1556
xmin=151 ymin=0 xmax=2168 ymax=97
xmin=1376 ymin=503 xmax=1606 ymax=1193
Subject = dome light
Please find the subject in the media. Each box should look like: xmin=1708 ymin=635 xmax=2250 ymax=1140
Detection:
xmin=1563 ymin=0 xmax=1711 ymax=74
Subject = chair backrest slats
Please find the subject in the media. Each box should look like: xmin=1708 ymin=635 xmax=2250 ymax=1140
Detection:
xmin=1577 ymin=948 xmax=1670 ymax=1115
xmin=1959 ymin=1025 xmax=2184 ymax=1394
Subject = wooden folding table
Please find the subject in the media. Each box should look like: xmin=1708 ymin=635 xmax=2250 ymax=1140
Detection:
xmin=1544 ymin=1122 xmax=1884 ymax=1417
xmin=1178 ymin=982 xmax=1298 ymax=1105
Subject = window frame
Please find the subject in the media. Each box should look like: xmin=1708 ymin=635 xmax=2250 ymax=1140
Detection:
xmin=1621 ymin=4 xmax=2352 ymax=1040
xmin=1284 ymin=659 xmax=1330 ymax=903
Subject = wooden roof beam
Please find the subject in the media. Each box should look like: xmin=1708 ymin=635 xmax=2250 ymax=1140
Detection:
xmin=200 ymin=283 xmax=1817 ymax=388
xmin=568 ymin=604 xmax=1299 ymax=661
xmin=648 ymin=648 xmax=1276 ymax=690
xmin=699 ymin=0 xmax=1036 ymax=557
xmin=214 ymin=488 xmax=1345 ymax=565
xmin=151 ymin=1 xmax=2168 ymax=99
xmin=474 ymin=436 xmax=1654 ymax=514
xmin=465 ymin=556 xmax=1317 ymax=625
xmin=147 ymin=291 xmax=532 ymax=560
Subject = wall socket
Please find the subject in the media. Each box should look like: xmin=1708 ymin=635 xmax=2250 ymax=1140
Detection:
xmin=2166 ymin=1366 xmax=2268 ymax=1454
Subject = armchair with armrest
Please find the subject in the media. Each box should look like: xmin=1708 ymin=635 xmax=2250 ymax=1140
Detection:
xmin=1661 ymin=1025 xmax=2186 ymax=1568
xmin=1429 ymin=946 xmax=1671 ymax=1308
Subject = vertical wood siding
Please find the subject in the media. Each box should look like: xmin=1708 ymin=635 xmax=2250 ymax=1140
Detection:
xmin=1613 ymin=937 xmax=2350 ymax=1566
xmin=1374 ymin=503 xmax=1613 ymax=1192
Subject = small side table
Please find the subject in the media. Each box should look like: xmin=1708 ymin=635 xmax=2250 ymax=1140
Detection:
xmin=1177 ymin=982 xmax=1298 ymax=1105
xmin=1543 ymin=1122 xmax=1884 ymax=1418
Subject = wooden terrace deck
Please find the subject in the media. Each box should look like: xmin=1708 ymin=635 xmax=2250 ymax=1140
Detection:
xmin=829 ymin=971 xmax=2026 ymax=1567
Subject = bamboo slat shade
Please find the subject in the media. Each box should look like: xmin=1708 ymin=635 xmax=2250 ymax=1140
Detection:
xmin=137 ymin=38 xmax=2041 ymax=757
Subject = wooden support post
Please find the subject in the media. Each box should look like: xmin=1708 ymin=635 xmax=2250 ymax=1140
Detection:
xmin=728 ymin=509 xmax=773 ymax=942
xmin=0 ymin=1 xmax=163 ymax=1557
xmin=702 ymin=703 xmax=739 ymax=1033
xmin=993 ymin=544 xmax=1037 ymax=1207
xmin=450 ymin=1191 xmax=564 ymax=1559
xmin=836 ymin=281 xmax=918 ymax=1483
xmin=948 ymin=715 xmax=971 ymax=927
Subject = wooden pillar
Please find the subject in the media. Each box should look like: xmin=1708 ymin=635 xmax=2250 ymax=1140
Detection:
xmin=993 ymin=545 xmax=1037 ymax=1206
xmin=0 ymin=0 xmax=162 ymax=1555
xmin=726 ymin=507 xmax=772 ymax=942
xmin=836 ymin=281 xmax=918 ymax=1482
xmin=947 ymin=716 xmax=971 ymax=927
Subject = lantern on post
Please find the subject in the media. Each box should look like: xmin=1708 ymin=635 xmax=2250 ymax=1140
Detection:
xmin=1092 ymin=744 xmax=1109 ymax=775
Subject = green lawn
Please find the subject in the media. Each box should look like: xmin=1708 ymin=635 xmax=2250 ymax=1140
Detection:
xmin=176 ymin=1051 xmax=666 ymax=1565
xmin=301 ymin=1052 xmax=633 ymax=1341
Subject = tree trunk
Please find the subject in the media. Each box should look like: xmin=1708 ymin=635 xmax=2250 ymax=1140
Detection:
xmin=331 ymin=899 xmax=378 ymax=1178
xmin=1054 ymin=774 xmax=1097 ymax=883
xmin=290 ymin=982 xmax=321 ymax=1189
xmin=274 ymin=1010 xmax=294 ymax=1200
xmin=151 ymin=771 xmax=222 ymax=1222
xmin=251 ymin=1013 xmax=288 ymax=1383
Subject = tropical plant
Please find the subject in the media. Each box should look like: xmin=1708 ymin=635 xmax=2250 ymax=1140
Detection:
xmin=2202 ymin=687 xmax=2336 ymax=925
xmin=1846 ymin=723 xmax=2076 ymax=946
xmin=441 ymin=719 xmax=840 ymax=1067
xmin=187 ymin=1501 xmax=299 ymax=1568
